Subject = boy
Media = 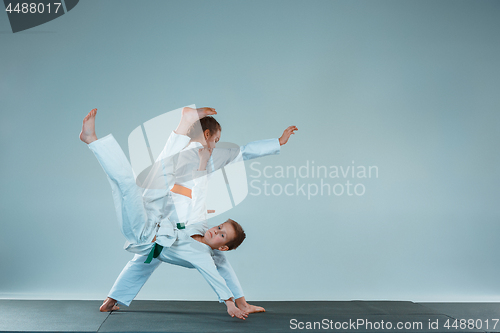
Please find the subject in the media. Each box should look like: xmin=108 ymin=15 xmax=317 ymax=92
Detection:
xmin=101 ymin=114 xmax=297 ymax=315
xmin=80 ymin=107 xmax=249 ymax=319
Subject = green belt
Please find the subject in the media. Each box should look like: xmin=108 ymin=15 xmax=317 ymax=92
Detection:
xmin=144 ymin=223 xmax=185 ymax=264
xmin=144 ymin=243 xmax=163 ymax=263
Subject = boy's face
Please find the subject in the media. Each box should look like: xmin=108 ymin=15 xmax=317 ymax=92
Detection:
xmin=204 ymin=222 xmax=235 ymax=251
xmin=204 ymin=129 xmax=221 ymax=149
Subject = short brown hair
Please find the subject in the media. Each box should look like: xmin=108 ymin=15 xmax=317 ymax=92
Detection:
xmin=187 ymin=116 xmax=222 ymax=139
xmin=224 ymin=219 xmax=246 ymax=250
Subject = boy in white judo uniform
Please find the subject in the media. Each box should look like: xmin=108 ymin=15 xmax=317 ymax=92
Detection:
xmin=80 ymin=107 xmax=251 ymax=319
xmin=98 ymin=114 xmax=297 ymax=315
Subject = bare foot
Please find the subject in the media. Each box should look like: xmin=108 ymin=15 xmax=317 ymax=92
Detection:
xmin=80 ymin=109 xmax=98 ymax=144
xmin=99 ymin=297 xmax=120 ymax=312
xmin=238 ymin=303 xmax=266 ymax=314
xmin=186 ymin=107 xmax=217 ymax=123
xmin=175 ymin=107 xmax=217 ymax=136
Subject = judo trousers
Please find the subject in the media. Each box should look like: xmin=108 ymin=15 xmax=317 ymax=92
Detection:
xmin=88 ymin=133 xmax=191 ymax=306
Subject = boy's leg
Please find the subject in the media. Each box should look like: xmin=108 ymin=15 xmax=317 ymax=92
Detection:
xmin=101 ymin=254 xmax=161 ymax=311
xmin=81 ymin=109 xmax=151 ymax=243
xmin=88 ymin=134 xmax=151 ymax=244
xmin=81 ymin=108 xmax=200 ymax=243
xmin=80 ymin=108 xmax=98 ymax=144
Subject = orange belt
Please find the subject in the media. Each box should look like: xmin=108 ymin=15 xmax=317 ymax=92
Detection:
xmin=170 ymin=184 xmax=192 ymax=199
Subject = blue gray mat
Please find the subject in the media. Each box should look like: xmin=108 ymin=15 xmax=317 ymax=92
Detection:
xmin=0 ymin=300 xmax=498 ymax=332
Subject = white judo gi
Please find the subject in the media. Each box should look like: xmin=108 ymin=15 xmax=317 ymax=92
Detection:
xmin=90 ymin=131 xmax=280 ymax=305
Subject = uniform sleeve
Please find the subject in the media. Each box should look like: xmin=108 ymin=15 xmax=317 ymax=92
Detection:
xmin=240 ymin=138 xmax=281 ymax=161
xmin=193 ymin=253 xmax=234 ymax=302
xmin=212 ymin=250 xmax=244 ymax=299
xmin=211 ymin=138 xmax=281 ymax=171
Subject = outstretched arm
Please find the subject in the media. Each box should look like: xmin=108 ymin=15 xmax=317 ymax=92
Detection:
xmin=239 ymin=124 xmax=298 ymax=160
xmin=210 ymin=125 xmax=299 ymax=170
xmin=191 ymin=253 xmax=248 ymax=320
xmin=212 ymin=250 xmax=266 ymax=313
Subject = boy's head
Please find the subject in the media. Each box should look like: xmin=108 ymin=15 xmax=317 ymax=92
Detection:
xmin=187 ymin=116 xmax=222 ymax=148
xmin=204 ymin=219 xmax=246 ymax=251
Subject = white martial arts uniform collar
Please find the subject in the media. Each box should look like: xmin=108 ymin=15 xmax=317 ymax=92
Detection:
xmin=185 ymin=141 xmax=203 ymax=150
xmin=182 ymin=141 xmax=216 ymax=174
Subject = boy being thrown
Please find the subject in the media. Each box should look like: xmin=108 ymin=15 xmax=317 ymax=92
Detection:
xmin=80 ymin=107 xmax=249 ymax=319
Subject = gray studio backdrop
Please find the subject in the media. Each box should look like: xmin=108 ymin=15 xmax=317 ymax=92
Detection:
xmin=1 ymin=0 xmax=499 ymax=302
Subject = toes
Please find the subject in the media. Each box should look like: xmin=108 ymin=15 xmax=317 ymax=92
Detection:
xmin=198 ymin=107 xmax=217 ymax=116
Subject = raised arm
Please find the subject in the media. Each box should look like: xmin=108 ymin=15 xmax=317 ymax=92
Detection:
xmin=210 ymin=125 xmax=298 ymax=170
xmin=241 ymin=125 xmax=298 ymax=158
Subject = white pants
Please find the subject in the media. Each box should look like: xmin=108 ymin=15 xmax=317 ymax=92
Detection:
xmin=88 ymin=133 xmax=190 ymax=244
xmin=108 ymin=254 xmax=161 ymax=306
xmin=88 ymin=133 xmax=192 ymax=306
xmin=88 ymin=134 xmax=151 ymax=244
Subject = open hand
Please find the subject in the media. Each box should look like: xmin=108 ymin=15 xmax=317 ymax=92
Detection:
xmin=279 ymin=126 xmax=298 ymax=145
